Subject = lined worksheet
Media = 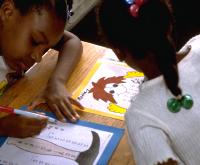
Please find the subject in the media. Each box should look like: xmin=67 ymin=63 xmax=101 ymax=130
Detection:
xmin=0 ymin=120 xmax=124 ymax=165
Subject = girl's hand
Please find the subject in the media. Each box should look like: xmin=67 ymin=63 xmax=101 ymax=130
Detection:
xmin=28 ymin=81 xmax=84 ymax=122
xmin=176 ymin=45 xmax=191 ymax=62
xmin=0 ymin=114 xmax=47 ymax=138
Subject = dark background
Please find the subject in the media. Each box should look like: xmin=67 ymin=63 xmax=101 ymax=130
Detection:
xmin=70 ymin=7 xmax=104 ymax=46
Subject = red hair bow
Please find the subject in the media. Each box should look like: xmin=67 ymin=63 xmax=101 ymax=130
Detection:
xmin=129 ymin=0 xmax=146 ymax=17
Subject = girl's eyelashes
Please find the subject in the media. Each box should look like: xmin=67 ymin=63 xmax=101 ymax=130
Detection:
xmin=31 ymin=36 xmax=50 ymax=55
xmin=31 ymin=35 xmax=45 ymax=47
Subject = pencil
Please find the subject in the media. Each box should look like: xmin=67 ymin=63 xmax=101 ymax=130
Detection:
xmin=0 ymin=105 xmax=57 ymax=124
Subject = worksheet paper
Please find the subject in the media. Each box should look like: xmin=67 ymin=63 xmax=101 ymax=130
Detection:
xmin=0 ymin=120 xmax=124 ymax=165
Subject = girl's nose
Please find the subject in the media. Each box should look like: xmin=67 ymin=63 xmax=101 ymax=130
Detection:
xmin=31 ymin=53 xmax=42 ymax=63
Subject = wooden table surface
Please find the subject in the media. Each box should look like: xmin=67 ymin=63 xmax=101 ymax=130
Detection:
xmin=0 ymin=42 xmax=135 ymax=165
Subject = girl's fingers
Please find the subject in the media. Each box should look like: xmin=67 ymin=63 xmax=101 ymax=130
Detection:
xmin=7 ymin=118 xmax=47 ymax=138
xmin=64 ymin=99 xmax=80 ymax=118
xmin=28 ymin=95 xmax=82 ymax=123
xmin=20 ymin=127 xmax=44 ymax=138
xmin=176 ymin=45 xmax=191 ymax=62
xmin=59 ymin=101 xmax=77 ymax=122
xmin=28 ymin=97 xmax=46 ymax=111
xmin=49 ymin=103 xmax=66 ymax=122
xmin=183 ymin=45 xmax=191 ymax=55
xmin=177 ymin=45 xmax=191 ymax=56
xmin=25 ymin=117 xmax=48 ymax=126
xmin=68 ymin=97 xmax=84 ymax=110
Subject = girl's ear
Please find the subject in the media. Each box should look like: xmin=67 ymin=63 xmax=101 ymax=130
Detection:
xmin=0 ymin=0 xmax=15 ymax=21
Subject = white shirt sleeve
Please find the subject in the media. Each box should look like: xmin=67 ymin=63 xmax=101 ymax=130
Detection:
xmin=125 ymin=110 xmax=180 ymax=165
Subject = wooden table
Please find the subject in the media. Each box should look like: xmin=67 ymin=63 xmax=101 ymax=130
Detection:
xmin=0 ymin=42 xmax=135 ymax=165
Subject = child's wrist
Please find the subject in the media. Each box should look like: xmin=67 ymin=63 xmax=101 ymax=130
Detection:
xmin=48 ymin=77 xmax=65 ymax=87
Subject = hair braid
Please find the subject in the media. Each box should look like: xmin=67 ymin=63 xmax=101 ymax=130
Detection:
xmin=154 ymin=37 xmax=182 ymax=96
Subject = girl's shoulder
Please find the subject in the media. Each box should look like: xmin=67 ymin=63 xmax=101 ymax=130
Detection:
xmin=185 ymin=35 xmax=200 ymax=47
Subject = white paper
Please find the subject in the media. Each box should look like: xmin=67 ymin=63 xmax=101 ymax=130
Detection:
xmin=0 ymin=122 xmax=113 ymax=165
xmin=75 ymin=60 xmax=144 ymax=119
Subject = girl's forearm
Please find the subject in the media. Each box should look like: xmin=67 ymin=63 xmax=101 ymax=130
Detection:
xmin=49 ymin=31 xmax=83 ymax=84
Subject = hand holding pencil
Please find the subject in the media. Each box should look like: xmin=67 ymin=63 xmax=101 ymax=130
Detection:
xmin=0 ymin=106 xmax=48 ymax=138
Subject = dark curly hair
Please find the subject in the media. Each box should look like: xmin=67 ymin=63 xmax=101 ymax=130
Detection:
xmin=0 ymin=0 xmax=74 ymax=22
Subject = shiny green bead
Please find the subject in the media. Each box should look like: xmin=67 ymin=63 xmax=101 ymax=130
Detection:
xmin=181 ymin=94 xmax=193 ymax=109
xmin=167 ymin=98 xmax=181 ymax=113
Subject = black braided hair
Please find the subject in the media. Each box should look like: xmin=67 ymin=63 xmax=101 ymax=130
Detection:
xmin=0 ymin=0 xmax=72 ymax=23
xmin=98 ymin=0 xmax=182 ymax=97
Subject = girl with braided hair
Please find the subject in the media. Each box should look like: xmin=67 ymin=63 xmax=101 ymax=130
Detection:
xmin=0 ymin=0 xmax=83 ymax=138
xmin=98 ymin=0 xmax=200 ymax=164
